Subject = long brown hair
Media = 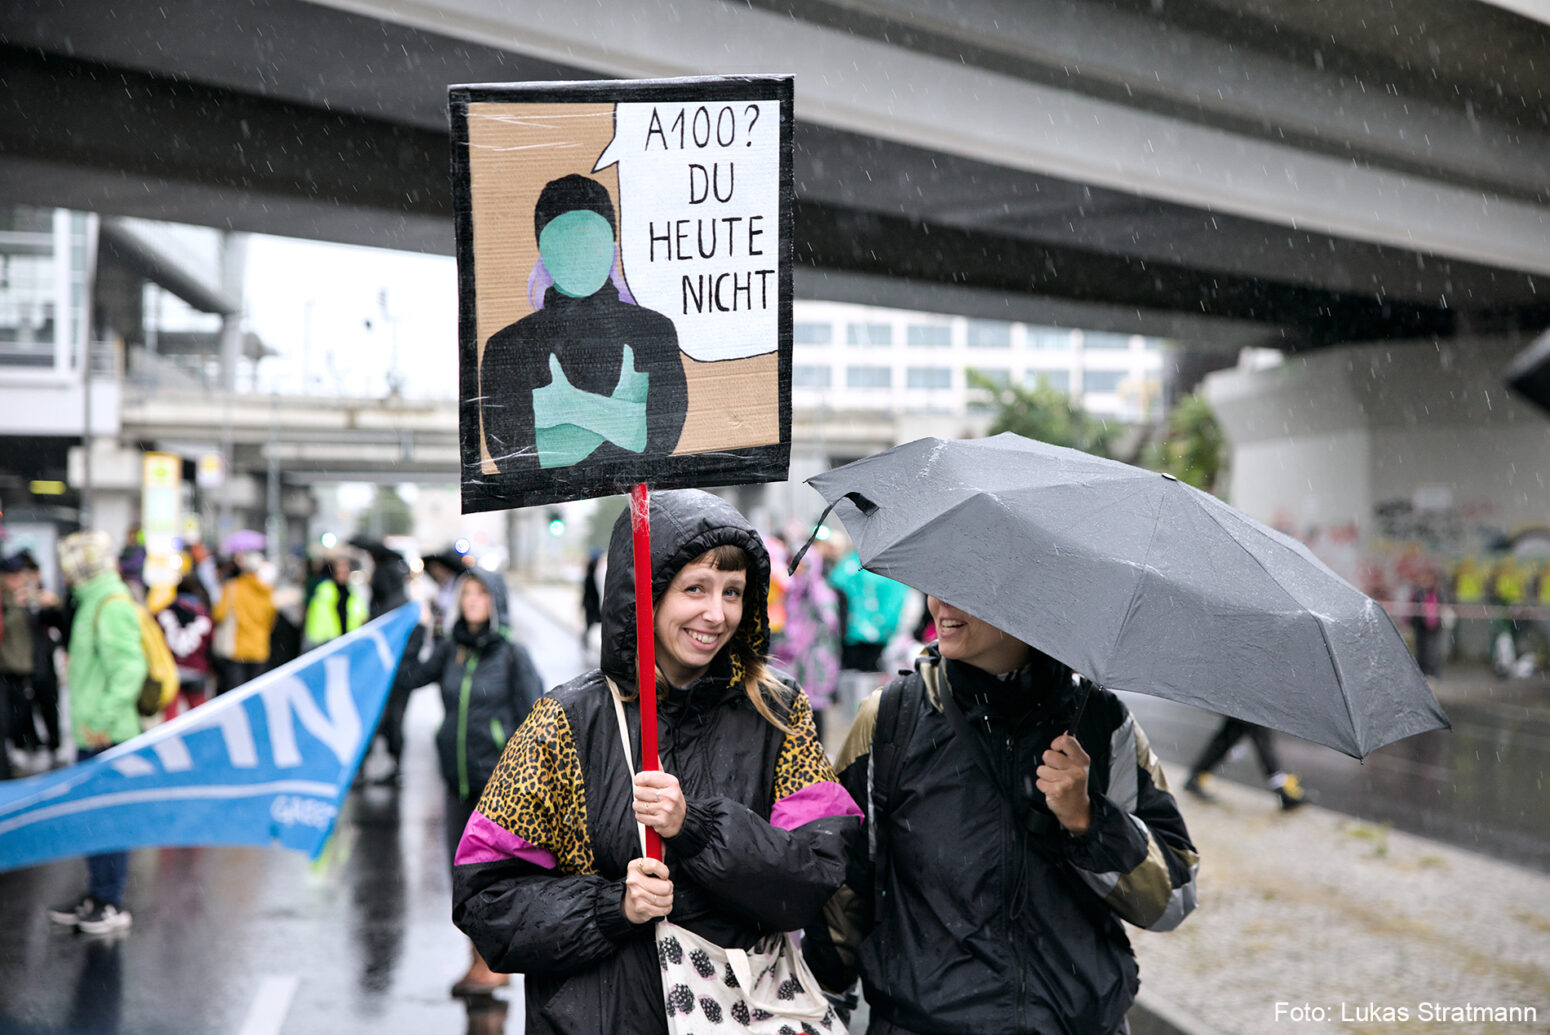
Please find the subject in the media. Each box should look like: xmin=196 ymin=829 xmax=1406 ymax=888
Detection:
xmin=698 ymin=545 xmax=792 ymax=734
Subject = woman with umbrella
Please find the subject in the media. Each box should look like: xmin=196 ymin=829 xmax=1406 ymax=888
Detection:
xmin=803 ymin=596 xmax=1199 ymax=1034
xmin=797 ymin=433 xmax=1446 ymax=1035
xmin=450 ymin=490 xmax=859 ymax=1034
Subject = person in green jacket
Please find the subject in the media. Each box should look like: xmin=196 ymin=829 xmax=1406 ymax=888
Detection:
xmin=46 ymin=530 xmax=146 ymax=935
xmin=303 ymin=556 xmax=369 ymax=649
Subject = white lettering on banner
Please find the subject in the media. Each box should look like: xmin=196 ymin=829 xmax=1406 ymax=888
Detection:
xmin=112 ymin=686 xmax=263 ymax=779
xmin=262 ymin=656 xmax=362 ymax=768
xmin=110 ymin=755 xmax=157 ymax=778
xmin=269 ymin=795 xmax=336 ymax=829
xmin=104 ymin=636 xmax=385 ymax=780
xmin=0 ymin=780 xmax=340 ymax=836
xmin=151 ymin=737 xmax=194 ymax=773
xmin=364 ymin=626 xmax=395 ymax=671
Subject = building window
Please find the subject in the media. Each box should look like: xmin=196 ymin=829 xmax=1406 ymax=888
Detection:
xmin=1025 ymin=369 xmax=1071 ymax=391
xmin=972 ymin=368 xmax=1010 ymax=387
xmin=1083 ymin=332 xmax=1130 ymax=350
xmin=1083 ymin=370 xmax=1126 ymax=393
xmin=966 ymin=320 xmax=1011 ymax=348
xmin=794 ymin=321 xmax=833 ymax=345
xmin=846 ymin=322 xmax=892 ymax=347
xmin=1026 ymin=328 xmax=1074 ymax=350
xmin=846 ymin=365 xmax=892 ymax=388
xmin=793 ymin=364 xmax=832 ymax=388
xmin=906 ymin=366 xmax=952 ymax=389
xmin=906 ymin=323 xmax=952 ymax=348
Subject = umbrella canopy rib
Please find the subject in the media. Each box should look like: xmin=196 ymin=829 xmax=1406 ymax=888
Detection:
xmin=1103 ymin=475 xmax=1168 ymax=682
xmin=1195 ymin=498 xmax=1362 ymax=753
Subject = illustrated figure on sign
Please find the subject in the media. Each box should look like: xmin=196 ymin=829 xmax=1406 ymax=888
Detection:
xmin=479 ymin=174 xmax=688 ymax=473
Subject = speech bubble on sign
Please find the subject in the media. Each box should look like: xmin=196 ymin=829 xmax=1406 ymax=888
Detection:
xmin=595 ymin=100 xmax=780 ymax=363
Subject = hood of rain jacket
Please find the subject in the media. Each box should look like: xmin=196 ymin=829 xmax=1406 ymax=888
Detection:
xmin=451 ymin=489 xmax=860 ymax=1035
xmin=599 ymin=489 xmax=772 ymax=683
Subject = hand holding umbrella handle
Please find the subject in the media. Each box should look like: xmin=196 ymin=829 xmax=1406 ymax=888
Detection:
xmin=1036 ymin=733 xmax=1092 ymax=835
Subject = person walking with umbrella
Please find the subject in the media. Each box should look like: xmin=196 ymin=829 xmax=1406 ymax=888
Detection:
xmin=795 ymin=433 xmax=1448 ymax=1034
xmin=803 ymin=596 xmax=1198 ymax=1034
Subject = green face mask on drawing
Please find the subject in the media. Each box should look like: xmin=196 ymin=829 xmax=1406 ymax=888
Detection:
xmin=538 ymin=210 xmax=616 ymax=298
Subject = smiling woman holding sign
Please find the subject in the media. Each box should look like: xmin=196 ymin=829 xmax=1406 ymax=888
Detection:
xmin=451 ymin=490 xmax=860 ymax=1035
xmin=479 ymin=174 xmax=689 ymax=475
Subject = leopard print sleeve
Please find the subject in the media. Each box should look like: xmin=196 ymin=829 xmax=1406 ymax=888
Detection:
xmin=770 ymin=691 xmax=860 ymax=830
xmin=469 ymin=697 xmax=596 ymax=876
xmin=772 ymin=692 xmax=837 ymax=800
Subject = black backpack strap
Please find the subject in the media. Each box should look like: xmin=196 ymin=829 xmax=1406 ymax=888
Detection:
xmin=867 ymin=671 xmax=922 ymax=920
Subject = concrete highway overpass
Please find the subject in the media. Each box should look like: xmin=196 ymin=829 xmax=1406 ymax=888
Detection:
xmin=4 ymin=0 xmax=1549 ymax=351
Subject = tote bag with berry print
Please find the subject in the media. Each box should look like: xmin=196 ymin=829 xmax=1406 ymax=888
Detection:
xmin=610 ymin=688 xmax=846 ymax=1035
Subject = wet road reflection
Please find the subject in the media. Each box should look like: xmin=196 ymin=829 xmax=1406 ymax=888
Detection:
xmin=348 ymin=791 xmax=407 ymax=998
xmin=64 ymin=937 xmax=124 ymax=1035
xmin=1125 ymin=691 xmax=1550 ymax=873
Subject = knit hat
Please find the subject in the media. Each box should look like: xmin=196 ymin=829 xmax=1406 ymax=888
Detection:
xmin=533 ymin=174 xmax=616 ymax=239
xmin=0 ymin=554 xmax=25 ymax=575
xmin=58 ymin=530 xmax=115 ymax=584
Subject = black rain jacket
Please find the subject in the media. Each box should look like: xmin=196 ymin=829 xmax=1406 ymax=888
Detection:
xmin=804 ymin=648 xmax=1199 ymax=1035
xmin=397 ymin=568 xmax=543 ymax=802
xmin=451 ymin=489 xmax=860 ymax=1035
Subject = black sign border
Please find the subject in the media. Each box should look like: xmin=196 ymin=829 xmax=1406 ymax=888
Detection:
xmin=449 ymin=75 xmax=794 ymax=515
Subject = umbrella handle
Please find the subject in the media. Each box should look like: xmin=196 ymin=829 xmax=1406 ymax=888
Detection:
xmin=1068 ymin=680 xmax=1094 ymax=734
xmin=787 ymin=492 xmax=878 ymax=576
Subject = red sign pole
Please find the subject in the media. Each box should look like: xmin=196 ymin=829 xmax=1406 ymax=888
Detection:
xmin=629 ymin=483 xmax=663 ymax=862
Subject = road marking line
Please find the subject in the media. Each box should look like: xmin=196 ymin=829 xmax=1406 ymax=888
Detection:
xmin=236 ymin=974 xmax=300 ymax=1035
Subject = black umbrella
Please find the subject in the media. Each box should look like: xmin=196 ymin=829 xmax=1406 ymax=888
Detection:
xmin=806 ymin=434 xmax=1449 ymax=758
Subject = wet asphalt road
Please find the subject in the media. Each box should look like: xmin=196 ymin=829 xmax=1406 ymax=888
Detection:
xmin=1123 ymin=690 xmax=1550 ymax=874
xmin=1 ymin=590 xmax=1546 ymax=1033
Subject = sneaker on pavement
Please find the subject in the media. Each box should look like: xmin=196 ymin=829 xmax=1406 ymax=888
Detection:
xmin=1274 ymin=773 xmax=1308 ymax=811
xmin=1183 ymin=772 xmax=1217 ymax=803
xmin=77 ymin=901 xmax=132 ymax=935
xmin=47 ymin=895 xmax=94 ymax=926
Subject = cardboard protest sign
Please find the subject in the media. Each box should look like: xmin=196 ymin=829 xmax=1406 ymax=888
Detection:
xmin=450 ymin=76 xmax=794 ymax=514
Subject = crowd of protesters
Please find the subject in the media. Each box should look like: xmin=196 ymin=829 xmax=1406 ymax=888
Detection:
xmin=0 ymin=533 xmax=481 ymax=784
xmin=31 ymin=495 xmax=1508 ymax=1031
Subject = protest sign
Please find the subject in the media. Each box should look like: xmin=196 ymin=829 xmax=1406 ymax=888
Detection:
xmin=449 ymin=76 xmax=794 ymax=514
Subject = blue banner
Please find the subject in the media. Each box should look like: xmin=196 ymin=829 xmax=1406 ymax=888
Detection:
xmin=0 ymin=602 xmax=421 ymax=873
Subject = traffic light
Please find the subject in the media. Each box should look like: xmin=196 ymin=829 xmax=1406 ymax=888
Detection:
xmin=547 ymin=510 xmax=566 ymax=537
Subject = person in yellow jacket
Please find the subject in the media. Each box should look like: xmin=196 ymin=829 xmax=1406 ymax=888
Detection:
xmin=1453 ymin=557 xmax=1486 ymax=605
xmin=304 ymin=556 xmax=368 ymax=650
xmin=213 ymin=553 xmax=277 ymax=692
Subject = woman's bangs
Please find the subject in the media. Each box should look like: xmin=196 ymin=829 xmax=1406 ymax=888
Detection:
xmin=702 ymin=544 xmax=748 ymax=572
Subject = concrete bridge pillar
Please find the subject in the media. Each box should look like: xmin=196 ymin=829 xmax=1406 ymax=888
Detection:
xmin=1205 ymin=335 xmax=1550 ymax=600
